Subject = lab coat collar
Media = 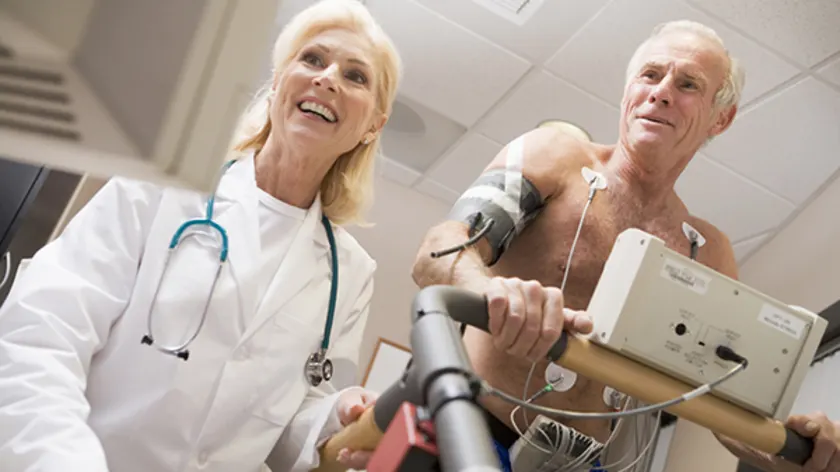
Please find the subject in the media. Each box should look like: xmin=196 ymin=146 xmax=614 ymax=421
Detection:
xmin=212 ymin=153 xmax=261 ymax=320
xmin=216 ymin=152 xmax=331 ymax=249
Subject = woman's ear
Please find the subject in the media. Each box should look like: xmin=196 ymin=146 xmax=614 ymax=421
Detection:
xmin=373 ymin=111 xmax=388 ymax=132
xmin=361 ymin=113 xmax=388 ymax=145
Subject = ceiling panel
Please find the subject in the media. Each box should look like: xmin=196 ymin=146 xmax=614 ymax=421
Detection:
xmin=380 ymin=94 xmax=466 ymax=173
xmin=269 ymin=0 xmax=840 ymax=276
xmin=425 ymin=132 xmax=503 ymax=193
xmin=686 ymin=0 xmax=840 ymax=68
xmin=366 ymin=0 xmax=531 ymax=127
xmin=543 ymin=0 xmax=800 ymax=108
xmin=675 ymin=154 xmax=795 ymax=242
xmin=379 ymin=156 xmax=422 ymax=187
xmin=817 ymin=55 xmax=840 ymax=88
xmin=477 ymin=69 xmax=621 ymax=147
xmin=414 ymin=176 xmax=460 ymax=205
xmin=732 ymin=232 xmax=770 ymax=264
xmin=703 ymin=77 xmax=840 ymax=205
xmin=414 ymin=0 xmax=611 ymax=64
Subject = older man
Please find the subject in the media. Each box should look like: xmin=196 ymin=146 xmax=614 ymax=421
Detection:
xmin=412 ymin=20 xmax=839 ymax=472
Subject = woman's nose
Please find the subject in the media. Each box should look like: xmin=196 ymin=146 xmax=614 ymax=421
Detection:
xmin=313 ymin=65 xmax=339 ymax=93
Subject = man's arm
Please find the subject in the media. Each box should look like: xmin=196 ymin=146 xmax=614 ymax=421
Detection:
xmin=695 ymin=223 xmax=840 ymax=471
xmin=411 ymin=127 xmax=575 ymax=293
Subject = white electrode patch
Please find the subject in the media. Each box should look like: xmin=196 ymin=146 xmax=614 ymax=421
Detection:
xmin=545 ymin=362 xmax=578 ymax=392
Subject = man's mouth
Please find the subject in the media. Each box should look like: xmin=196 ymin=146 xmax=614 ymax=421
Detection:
xmin=298 ymin=101 xmax=338 ymax=123
xmin=639 ymin=116 xmax=671 ymax=126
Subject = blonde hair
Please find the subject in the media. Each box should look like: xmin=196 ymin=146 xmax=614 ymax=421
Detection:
xmin=232 ymin=0 xmax=402 ymax=226
xmin=626 ymin=20 xmax=746 ymax=111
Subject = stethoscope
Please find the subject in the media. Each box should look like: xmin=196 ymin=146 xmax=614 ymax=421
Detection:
xmin=141 ymin=159 xmax=338 ymax=387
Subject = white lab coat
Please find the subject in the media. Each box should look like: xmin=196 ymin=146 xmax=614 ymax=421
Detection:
xmin=0 ymin=154 xmax=376 ymax=472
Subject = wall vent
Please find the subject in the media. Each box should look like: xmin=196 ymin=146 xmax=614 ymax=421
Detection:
xmin=472 ymin=0 xmax=544 ymax=25
xmin=0 ymin=46 xmax=81 ymax=142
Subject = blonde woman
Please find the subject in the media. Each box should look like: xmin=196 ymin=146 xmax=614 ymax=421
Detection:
xmin=0 ymin=1 xmax=402 ymax=471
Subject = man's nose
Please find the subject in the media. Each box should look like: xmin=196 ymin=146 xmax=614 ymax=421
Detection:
xmin=313 ymin=65 xmax=339 ymax=93
xmin=648 ymin=80 xmax=674 ymax=106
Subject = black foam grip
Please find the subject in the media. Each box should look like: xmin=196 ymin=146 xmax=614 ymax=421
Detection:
xmin=777 ymin=427 xmax=814 ymax=465
xmin=412 ymin=285 xmax=569 ymax=361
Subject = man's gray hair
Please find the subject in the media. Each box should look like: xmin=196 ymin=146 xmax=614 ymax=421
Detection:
xmin=625 ymin=20 xmax=747 ymax=111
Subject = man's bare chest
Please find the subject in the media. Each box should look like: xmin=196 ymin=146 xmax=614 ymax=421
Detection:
xmin=499 ymin=189 xmax=697 ymax=305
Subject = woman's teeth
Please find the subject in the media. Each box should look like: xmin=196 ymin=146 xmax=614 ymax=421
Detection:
xmin=299 ymin=101 xmax=337 ymax=123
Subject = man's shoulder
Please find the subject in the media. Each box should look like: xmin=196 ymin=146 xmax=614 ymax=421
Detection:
xmin=684 ymin=215 xmax=729 ymax=244
xmin=518 ymin=127 xmax=600 ymax=163
xmin=684 ymin=215 xmax=739 ymax=279
xmin=500 ymin=128 xmax=603 ymax=192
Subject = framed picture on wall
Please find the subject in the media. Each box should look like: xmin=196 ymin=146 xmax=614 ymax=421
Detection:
xmin=361 ymin=337 xmax=412 ymax=394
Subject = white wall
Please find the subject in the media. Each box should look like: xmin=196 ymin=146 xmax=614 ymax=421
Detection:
xmin=738 ymin=174 xmax=840 ymax=313
xmin=662 ymin=173 xmax=840 ymax=472
xmin=0 ymin=0 xmax=97 ymax=57
xmin=663 ymin=420 xmax=739 ymax=472
xmin=347 ymin=175 xmax=450 ymax=380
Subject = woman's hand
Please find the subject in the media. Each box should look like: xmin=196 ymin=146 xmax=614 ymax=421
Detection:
xmin=334 ymin=388 xmax=379 ymax=469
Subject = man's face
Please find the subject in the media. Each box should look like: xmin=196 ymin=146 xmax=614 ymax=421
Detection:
xmin=620 ymin=31 xmax=735 ymax=159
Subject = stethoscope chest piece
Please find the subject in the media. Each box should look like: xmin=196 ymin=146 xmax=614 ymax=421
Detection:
xmin=305 ymin=349 xmax=333 ymax=387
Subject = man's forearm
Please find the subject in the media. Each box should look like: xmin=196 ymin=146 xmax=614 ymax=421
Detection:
xmin=715 ymin=433 xmax=787 ymax=472
xmin=412 ymin=222 xmax=494 ymax=294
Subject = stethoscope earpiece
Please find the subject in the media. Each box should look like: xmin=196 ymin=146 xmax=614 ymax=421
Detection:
xmin=140 ymin=334 xmax=190 ymax=361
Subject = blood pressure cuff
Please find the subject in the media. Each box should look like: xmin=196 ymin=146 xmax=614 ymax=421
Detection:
xmin=447 ymin=168 xmax=544 ymax=265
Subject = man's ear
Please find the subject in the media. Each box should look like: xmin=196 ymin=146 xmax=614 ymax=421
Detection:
xmin=710 ymin=105 xmax=737 ymax=137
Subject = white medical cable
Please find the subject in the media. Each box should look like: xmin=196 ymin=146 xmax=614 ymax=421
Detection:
xmin=0 ymin=251 xmax=11 ymax=291
xmin=512 ymin=176 xmax=604 ymax=457
xmin=560 ymin=183 xmax=597 ymax=293
xmin=485 ymin=358 xmax=747 ymax=420
xmin=511 ymin=362 xmax=562 ymax=454
xmin=615 ymin=410 xmax=660 ymax=472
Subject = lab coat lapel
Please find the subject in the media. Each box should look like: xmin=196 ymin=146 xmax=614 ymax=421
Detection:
xmin=212 ymin=155 xmax=261 ymax=318
xmin=242 ymin=196 xmax=324 ymax=338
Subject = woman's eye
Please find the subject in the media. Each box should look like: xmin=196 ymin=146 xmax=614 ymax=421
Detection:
xmin=346 ymin=70 xmax=368 ymax=85
xmin=302 ymin=52 xmax=323 ymax=67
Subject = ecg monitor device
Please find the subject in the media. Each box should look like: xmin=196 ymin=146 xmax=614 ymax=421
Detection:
xmin=587 ymin=228 xmax=827 ymax=421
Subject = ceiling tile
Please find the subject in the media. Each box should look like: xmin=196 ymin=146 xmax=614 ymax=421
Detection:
xmin=425 ymin=133 xmax=503 ymax=194
xmin=686 ymin=0 xmax=840 ymax=68
xmin=675 ymin=154 xmax=795 ymax=242
xmin=414 ymin=177 xmax=460 ymax=205
xmin=703 ymin=77 xmax=840 ymax=205
xmin=544 ymin=0 xmax=800 ymax=108
xmin=477 ymin=69 xmax=620 ymax=146
xmin=732 ymin=232 xmax=770 ymax=264
xmin=366 ymin=0 xmax=531 ymax=127
xmin=380 ymin=94 xmax=466 ymax=173
xmin=414 ymin=0 xmax=611 ymax=64
xmin=816 ymin=55 xmax=840 ymax=88
xmin=379 ymin=155 xmax=422 ymax=187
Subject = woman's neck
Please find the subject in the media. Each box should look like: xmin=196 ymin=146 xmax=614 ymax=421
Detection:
xmin=254 ymin=135 xmax=334 ymax=209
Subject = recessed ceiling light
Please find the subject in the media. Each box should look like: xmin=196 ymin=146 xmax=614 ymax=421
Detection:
xmin=385 ymin=100 xmax=426 ymax=134
xmin=537 ymin=119 xmax=592 ymax=142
